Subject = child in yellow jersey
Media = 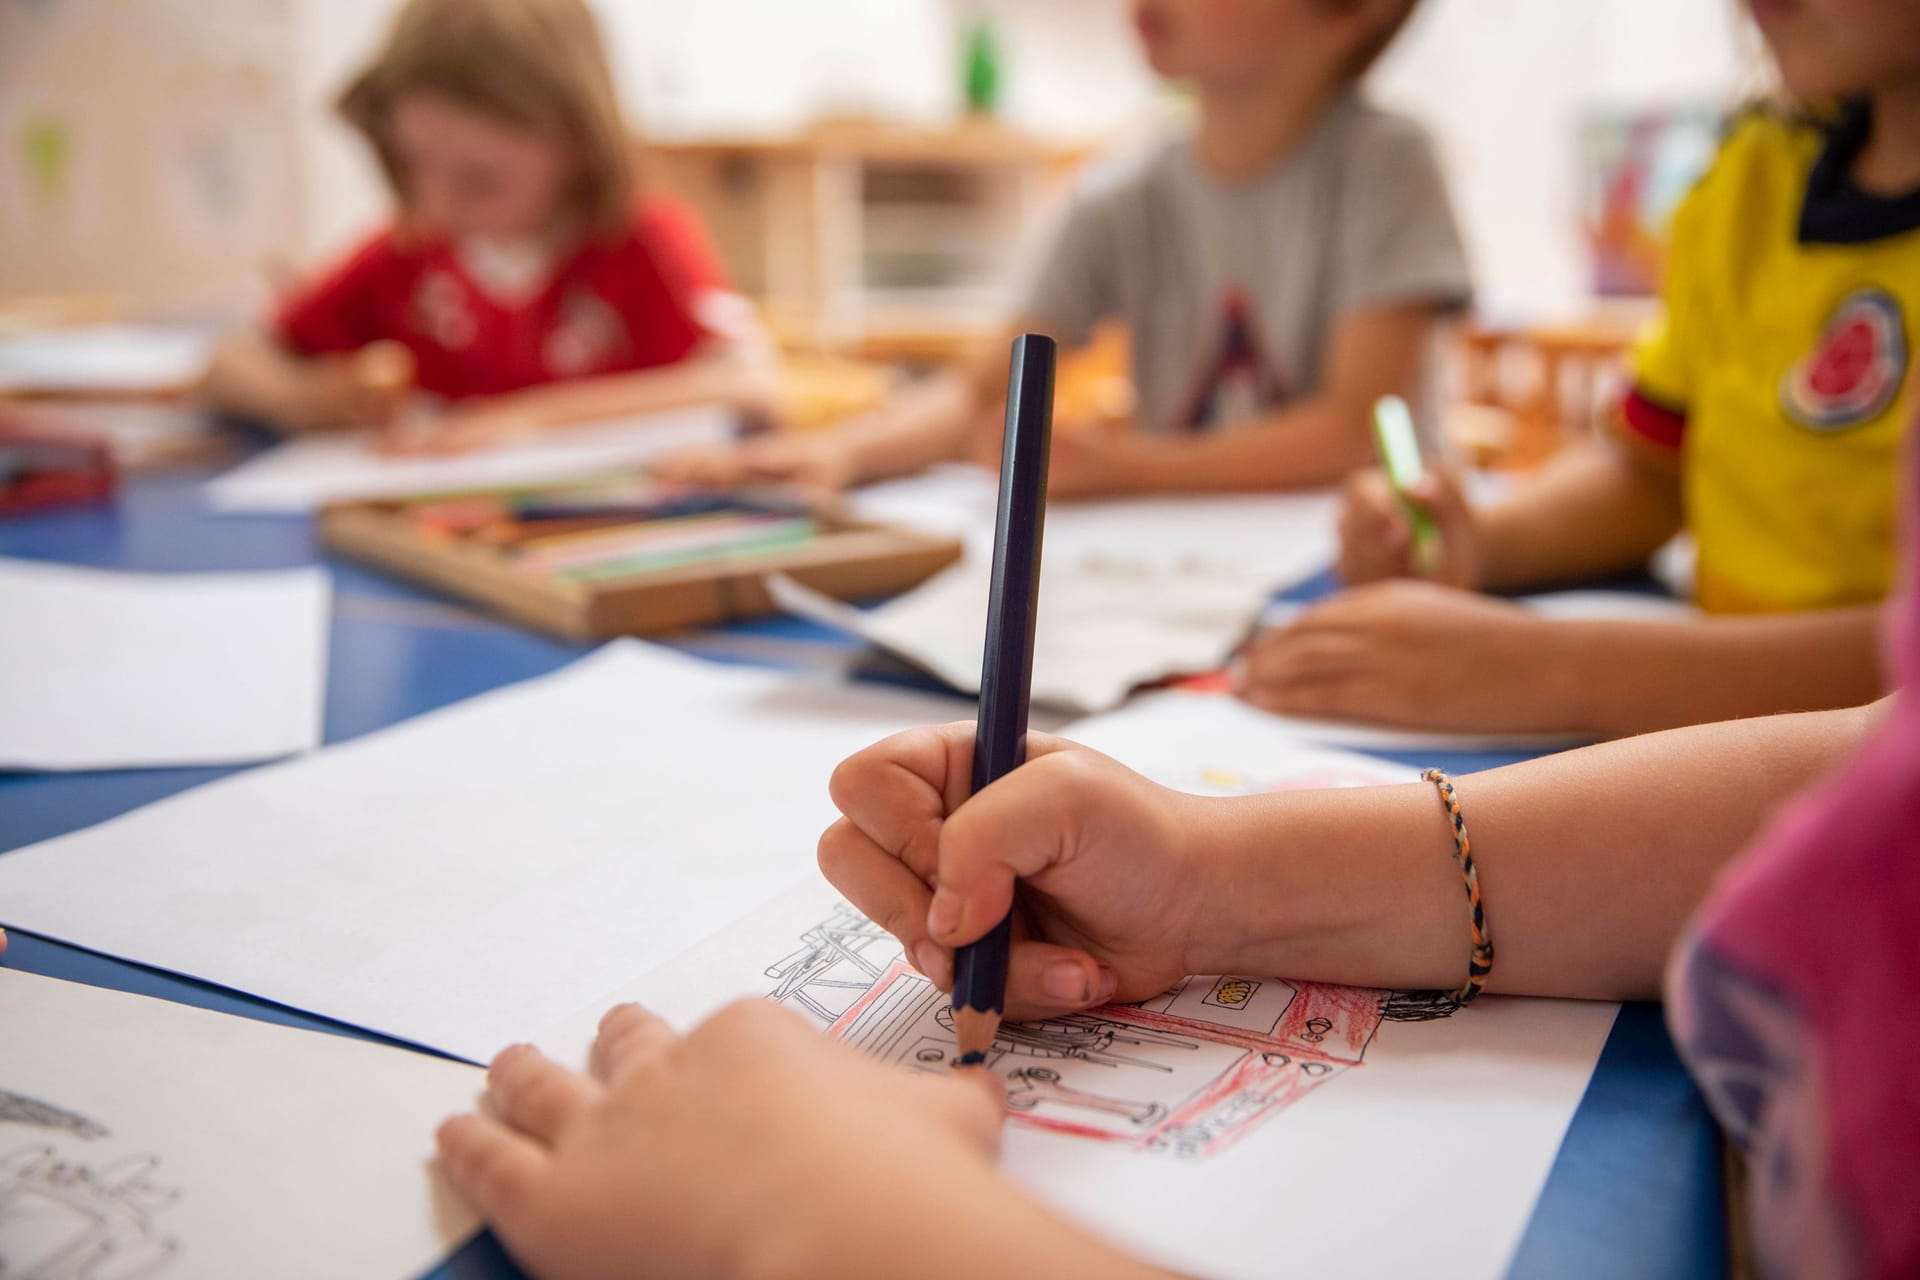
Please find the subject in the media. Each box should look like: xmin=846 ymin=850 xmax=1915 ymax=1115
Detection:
xmin=1627 ymin=102 xmax=1911 ymax=613
xmin=1237 ymin=0 xmax=1918 ymax=740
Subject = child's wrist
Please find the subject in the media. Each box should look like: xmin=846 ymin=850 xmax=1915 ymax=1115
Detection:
xmin=1520 ymin=619 xmax=1601 ymax=734
xmin=1186 ymin=787 xmax=1468 ymax=991
xmin=1182 ymin=792 xmax=1336 ymax=975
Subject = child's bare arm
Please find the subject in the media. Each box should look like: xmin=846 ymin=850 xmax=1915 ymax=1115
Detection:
xmin=823 ymin=701 xmax=1879 ymax=1015
xmin=458 ymin=341 xmax=780 ymax=430
xmin=200 ymin=330 xmax=403 ymax=434
xmin=1241 ymin=581 xmax=1885 ymax=738
xmin=1472 ymin=437 xmax=1686 ymax=590
xmin=1548 ymin=605 xmax=1884 ymax=736
xmin=1044 ymin=302 xmax=1435 ymax=497
xmin=651 ymin=326 xmax=1020 ymax=491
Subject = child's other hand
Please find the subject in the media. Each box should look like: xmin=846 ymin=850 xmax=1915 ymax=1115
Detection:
xmin=820 ymin=726 xmax=1209 ymax=1021
xmin=437 ymin=1001 xmax=1013 ymax=1280
xmin=651 ymin=433 xmax=857 ymax=492
xmin=1234 ymin=580 xmax=1581 ymax=732
xmin=297 ymin=341 xmax=415 ymax=432
xmin=1337 ymin=466 xmax=1479 ymax=588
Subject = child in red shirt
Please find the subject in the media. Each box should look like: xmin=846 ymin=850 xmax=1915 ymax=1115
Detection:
xmin=203 ymin=0 xmax=771 ymax=449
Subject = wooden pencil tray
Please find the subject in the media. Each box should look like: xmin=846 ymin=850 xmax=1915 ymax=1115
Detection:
xmin=320 ymin=496 xmax=963 ymax=641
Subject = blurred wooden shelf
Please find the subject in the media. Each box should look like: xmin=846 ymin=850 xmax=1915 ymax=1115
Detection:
xmin=647 ymin=118 xmax=1091 ymax=360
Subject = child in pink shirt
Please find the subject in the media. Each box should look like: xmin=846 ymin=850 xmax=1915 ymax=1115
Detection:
xmin=1668 ymin=435 xmax=1920 ymax=1275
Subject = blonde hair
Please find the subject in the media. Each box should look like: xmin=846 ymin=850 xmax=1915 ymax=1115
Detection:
xmin=338 ymin=0 xmax=635 ymax=240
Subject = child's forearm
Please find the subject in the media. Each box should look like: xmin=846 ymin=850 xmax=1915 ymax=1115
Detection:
xmin=831 ymin=370 xmax=985 ymax=485
xmin=1474 ymin=439 xmax=1685 ymax=590
xmin=1553 ymin=608 xmax=1886 ymax=737
xmin=1108 ymin=398 xmax=1379 ymax=493
xmin=496 ymin=343 xmax=779 ymax=428
xmin=200 ymin=331 xmax=331 ymax=432
xmin=1194 ymin=699 xmax=1880 ymax=1001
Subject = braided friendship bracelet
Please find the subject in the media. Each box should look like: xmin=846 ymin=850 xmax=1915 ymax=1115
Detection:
xmin=1421 ymin=768 xmax=1493 ymax=1007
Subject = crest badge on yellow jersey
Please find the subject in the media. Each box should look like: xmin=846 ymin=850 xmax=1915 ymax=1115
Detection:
xmin=1779 ymin=287 xmax=1908 ymax=432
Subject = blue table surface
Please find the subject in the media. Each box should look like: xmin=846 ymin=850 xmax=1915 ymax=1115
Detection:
xmin=0 ymin=466 xmax=1724 ymax=1280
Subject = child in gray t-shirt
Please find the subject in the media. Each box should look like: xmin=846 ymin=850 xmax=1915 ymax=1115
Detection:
xmin=1019 ymin=91 xmax=1469 ymax=439
xmin=659 ymin=0 xmax=1471 ymax=498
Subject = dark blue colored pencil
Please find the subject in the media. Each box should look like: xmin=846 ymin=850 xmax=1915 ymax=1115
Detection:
xmin=950 ymin=333 xmax=1055 ymax=1067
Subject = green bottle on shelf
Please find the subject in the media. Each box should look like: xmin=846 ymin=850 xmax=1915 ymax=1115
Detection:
xmin=963 ymin=18 xmax=1001 ymax=116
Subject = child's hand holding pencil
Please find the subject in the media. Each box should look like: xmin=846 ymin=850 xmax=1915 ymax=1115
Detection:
xmin=1337 ymin=463 xmax=1480 ymax=588
xmin=821 ymin=727 xmax=1209 ymax=1022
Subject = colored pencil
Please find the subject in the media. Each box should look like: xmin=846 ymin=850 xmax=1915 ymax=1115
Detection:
xmin=552 ymin=518 xmax=818 ymax=582
xmin=1371 ymin=395 xmax=1441 ymax=576
xmin=950 ymin=333 xmax=1055 ymax=1068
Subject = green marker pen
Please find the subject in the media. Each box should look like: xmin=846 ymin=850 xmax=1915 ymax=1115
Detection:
xmin=1371 ymin=395 xmax=1441 ymax=577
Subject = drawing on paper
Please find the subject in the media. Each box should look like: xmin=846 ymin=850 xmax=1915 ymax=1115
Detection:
xmin=0 ymin=1144 xmax=181 ymax=1279
xmin=766 ymin=904 xmax=1438 ymax=1159
xmin=0 ymin=1091 xmax=108 ymax=1140
xmin=762 ymin=903 xmax=899 ymax=1023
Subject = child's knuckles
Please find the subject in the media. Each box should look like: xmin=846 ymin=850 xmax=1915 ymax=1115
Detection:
xmin=1032 ymin=746 xmax=1110 ymax=805
xmin=703 ymin=996 xmax=804 ymax=1050
xmin=514 ymin=1068 xmax=586 ymax=1128
xmin=815 ymin=819 xmax=858 ymax=877
xmin=870 ymin=895 xmax=927 ymax=952
xmin=446 ymin=1124 xmax=540 ymax=1213
xmin=948 ymin=1073 xmax=1009 ymax=1148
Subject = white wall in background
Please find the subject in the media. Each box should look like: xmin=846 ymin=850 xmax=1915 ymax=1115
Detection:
xmin=1371 ymin=0 xmax=1753 ymax=316
xmin=3 ymin=0 xmax=1746 ymax=319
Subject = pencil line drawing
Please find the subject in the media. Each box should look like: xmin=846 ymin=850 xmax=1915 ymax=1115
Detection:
xmin=762 ymin=902 xmax=898 ymax=1023
xmin=0 ymin=1144 xmax=181 ymax=1279
xmin=0 ymin=1093 xmax=108 ymax=1140
xmin=766 ymin=900 xmax=1446 ymax=1159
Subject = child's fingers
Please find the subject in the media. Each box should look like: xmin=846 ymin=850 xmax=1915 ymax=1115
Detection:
xmin=1240 ymin=630 xmax=1371 ymax=689
xmin=1407 ymin=467 xmax=1464 ymax=509
xmin=827 ymin=723 xmax=979 ymax=871
xmin=435 ymin=1112 xmax=552 ymax=1224
xmin=906 ymin=1064 xmax=1007 ymax=1157
xmin=1410 ymin=469 xmax=1471 ymax=534
xmin=817 ymin=818 xmax=946 ymax=986
xmin=1244 ymin=671 xmax=1378 ymax=721
xmin=1337 ymin=481 xmax=1415 ymax=584
xmin=1001 ymin=939 xmax=1119 ymax=1022
xmin=486 ymin=1043 xmax=602 ymax=1144
xmin=589 ymin=1003 xmax=679 ymax=1086
xmin=925 ymin=751 xmax=1104 ymax=948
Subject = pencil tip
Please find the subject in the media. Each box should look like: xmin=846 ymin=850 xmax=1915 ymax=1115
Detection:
xmin=952 ymin=1005 xmax=1002 ymax=1066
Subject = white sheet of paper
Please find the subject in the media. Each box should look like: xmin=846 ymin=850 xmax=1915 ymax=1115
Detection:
xmin=0 ymin=642 xmax=962 ymax=1063
xmin=0 ymin=559 xmax=330 ymax=770
xmin=1248 ymin=590 xmax=1706 ymax=754
xmin=0 ymin=969 xmax=480 ymax=1280
xmin=769 ymin=561 xmax=1271 ymax=714
xmin=203 ymin=407 xmax=736 ymax=513
xmin=538 ymin=695 xmax=1615 ymax=1280
xmin=0 ymin=325 xmax=215 ymax=395
xmin=848 ymin=464 xmax=1340 ymax=587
